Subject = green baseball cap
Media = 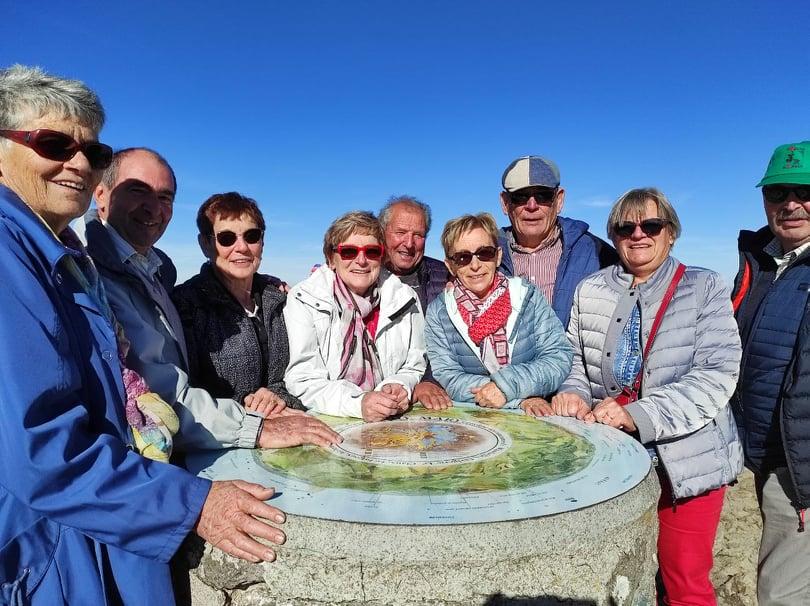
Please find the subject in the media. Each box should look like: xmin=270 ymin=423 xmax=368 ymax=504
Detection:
xmin=757 ymin=141 xmax=810 ymax=187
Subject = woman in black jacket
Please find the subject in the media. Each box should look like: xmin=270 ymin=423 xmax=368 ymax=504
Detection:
xmin=172 ymin=192 xmax=303 ymax=415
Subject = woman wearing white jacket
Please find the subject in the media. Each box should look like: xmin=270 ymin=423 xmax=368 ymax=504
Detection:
xmin=284 ymin=211 xmax=426 ymax=421
xmin=553 ymin=188 xmax=742 ymax=606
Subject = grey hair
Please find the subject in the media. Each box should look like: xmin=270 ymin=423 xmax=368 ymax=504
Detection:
xmin=606 ymin=187 xmax=682 ymax=240
xmin=0 ymin=65 xmax=105 ymax=136
xmin=102 ymin=147 xmax=177 ymax=191
xmin=379 ymin=194 xmax=432 ymax=234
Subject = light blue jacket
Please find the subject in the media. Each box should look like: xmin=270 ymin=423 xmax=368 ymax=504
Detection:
xmin=424 ymin=277 xmax=573 ymax=407
xmin=0 ymin=187 xmax=210 ymax=605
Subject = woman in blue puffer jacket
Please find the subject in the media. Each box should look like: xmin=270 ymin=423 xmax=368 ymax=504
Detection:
xmin=424 ymin=212 xmax=573 ymax=414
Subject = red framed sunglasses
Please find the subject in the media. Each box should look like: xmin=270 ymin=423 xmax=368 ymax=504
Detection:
xmin=333 ymin=243 xmax=385 ymax=261
xmin=0 ymin=128 xmax=113 ymax=170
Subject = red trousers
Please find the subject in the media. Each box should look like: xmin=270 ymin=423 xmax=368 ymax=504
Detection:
xmin=657 ymin=481 xmax=727 ymax=606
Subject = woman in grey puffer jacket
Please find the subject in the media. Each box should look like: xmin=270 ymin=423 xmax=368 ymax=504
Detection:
xmin=552 ymin=188 xmax=742 ymax=606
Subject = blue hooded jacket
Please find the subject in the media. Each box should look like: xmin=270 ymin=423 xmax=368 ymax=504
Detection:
xmin=0 ymin=186 xmax=210 ymax=605
xmin=498 ymin=216 xmax=618 ymax=329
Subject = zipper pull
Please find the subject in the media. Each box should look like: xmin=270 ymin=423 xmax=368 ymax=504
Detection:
xmin=798 ymin=509 xmax=805 ymax=533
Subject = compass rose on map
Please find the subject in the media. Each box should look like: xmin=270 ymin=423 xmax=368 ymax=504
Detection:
xmin=329 ymin=417 xmax=512 ymax=466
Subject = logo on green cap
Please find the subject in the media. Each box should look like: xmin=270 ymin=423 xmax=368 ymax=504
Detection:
xmin=784 ymin=146 xmax=803 ymax=170
xmin=757 ymin=141 xmax=810 ymax=187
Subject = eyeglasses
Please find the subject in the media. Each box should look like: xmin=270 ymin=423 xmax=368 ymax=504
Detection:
xmin=613 ymin=218 xmax=670 ymax=238
xmin=447 ymin=245 xmax=499 ymax=267
xmin=763 ymin=185 xmax=810 ymax=204
xmin=0 ymin=128 xmax=113 ymax=170
xmin=333 ymin=243 xmax=385 ymax=261
xmin=506 ymin=188 xmax=558 ymax=206
xmin=214 ymin=228 xmax=263 ymax=247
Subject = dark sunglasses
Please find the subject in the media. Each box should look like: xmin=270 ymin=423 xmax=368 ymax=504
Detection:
xmin=0 ymin=128 xmax=113 ymax=170
xmin=213 ymin=228 xmax=264 ymax=247
xmin=763 ymin=185 xmax=810 ymax=204
xmin=333 ymin=243 xmax=385 ymax=261
xmin=506 ymin=188 xmax=558 ymax=206
xmin=448 ymin=245 xmax=499 ymax=267
xmin=613 ymin=218 xmax=669 ymax=238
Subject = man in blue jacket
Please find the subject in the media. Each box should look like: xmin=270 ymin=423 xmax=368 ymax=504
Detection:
xmin=497 ymin=155 xmax=618 ymax=329
xmin=732 ymin=140 xmax=810 ymax=606
xmin=0 ymin=65 xmax=287 ymax=605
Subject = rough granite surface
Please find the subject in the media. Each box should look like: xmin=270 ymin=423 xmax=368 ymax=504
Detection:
xmin=188 ymin=469 xmax=762 ymax=606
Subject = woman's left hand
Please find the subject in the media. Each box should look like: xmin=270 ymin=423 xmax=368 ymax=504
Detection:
xmin=592 ymin=397 xmax=636 ymax=432
xmin=245 ymin=388 xmax=287 ymax=418
xmin=471 ymin=382 xmax=507 ymax=408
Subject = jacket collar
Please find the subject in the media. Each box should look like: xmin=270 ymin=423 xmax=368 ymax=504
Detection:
xmin=189 ymin=262 xmax=285 ymax=313
xmin=0 ymin=185 xmax=85 ymax=275
xmin=293 ymin=264 xmax=416 ymax=322
xmin=604 ymin=255 xmax=681 ymax=302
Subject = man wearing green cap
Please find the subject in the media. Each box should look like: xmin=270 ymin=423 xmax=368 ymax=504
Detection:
xmin=731 ymin=141 xmax=810 ymax=605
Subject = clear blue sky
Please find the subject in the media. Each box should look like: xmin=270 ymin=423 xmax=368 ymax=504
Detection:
xmin=4 ymin=1 xmax=808 ymax=284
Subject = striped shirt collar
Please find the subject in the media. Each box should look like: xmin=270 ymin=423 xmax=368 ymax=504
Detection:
xmin=506 ymin=222 xmax=561 ymax=253
xmin=764 ymin=238 xmax=810 ymax=279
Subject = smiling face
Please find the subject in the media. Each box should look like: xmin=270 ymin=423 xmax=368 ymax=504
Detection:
xmin=0 ymin=113 xmax=102 ymax=233
xmin=612 ymin=198 xmax=674 ymax=282
xmin=384 ymin=204 xmax=427 ymax=274
xmin=764 ymin=185 xmax=810 ymax=252
xmin=95 ymin=150 xmax=176 ymax=255
xmin=329 ymin=232 xmax=382 ymax=296
xmin=500 ymin=187 xmax=565 ymax=249
xmin=445 ymin=227 xmax=503 ymax=298
xmin=202 ymin=213 xmax=264 ymax=285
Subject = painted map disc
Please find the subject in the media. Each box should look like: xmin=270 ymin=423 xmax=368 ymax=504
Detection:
xmin=187 ymin=405 xmax=651 ymax=525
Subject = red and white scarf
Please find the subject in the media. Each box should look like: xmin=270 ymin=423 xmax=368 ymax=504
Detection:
xmin=453 ymin=272 xmax=511 ymax=369
xmin=333 ymin=273 xmax=382 ymax=391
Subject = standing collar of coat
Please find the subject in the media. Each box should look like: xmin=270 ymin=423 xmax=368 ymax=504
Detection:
xmin=603 ymin=255 xmax=682 ymax=302
xmin=188 ymin=261 xmax=285 ymax=312
xmin=0 ymin=185 xmax=85 ymax=274
xmin=292 ymin=264 xmax=416 ymax=318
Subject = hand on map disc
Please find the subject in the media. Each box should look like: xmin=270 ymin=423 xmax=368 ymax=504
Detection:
xmin=380 ymin=382 xmax=410 ymax=413
xmin=471 ymin=382 xmax=506 ymax=408
xmin=550 ymin=392 xmax=593 ymax=421
xmin=520 ymin=397 xmax=553 ymax=417
xmin=258 ymin=414 xmax=342 ymax=448
xmin=413 ymin=381 xmax=452 ymax=410
xmin=195 ymin=480 xmax=286 ymax=563
xmin=592 ymin=398 xmax=636 ymax=432
xmin=245 ymin=388 xmax=286 ymax=418
xmin=361 ymin=390 xmax=403 ymax=421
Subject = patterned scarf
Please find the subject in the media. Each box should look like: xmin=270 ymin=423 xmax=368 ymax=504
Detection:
xmin=333 ymin=273 xmax=382 ymax=391
xmin=59 ymin=228 xmax=178 ymax=462
xmin=454 ymin=272 xmax=511 ymax=368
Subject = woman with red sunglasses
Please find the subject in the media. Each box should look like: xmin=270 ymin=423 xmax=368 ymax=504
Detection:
xmin=552 ymin=188 xmax=743 ymax=606
xmin=423 ymin=212 xmax=572 ymax=413
xmin=284 ymin=210 xmax=426 ymax=421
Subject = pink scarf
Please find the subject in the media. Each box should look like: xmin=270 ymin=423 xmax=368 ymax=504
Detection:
xmin=454 ymin=272 xmax=511 ymax=368
xmin=333 ymin=273 xmax=382 ymax=391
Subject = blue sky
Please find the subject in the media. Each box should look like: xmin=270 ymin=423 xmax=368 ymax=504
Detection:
xmin=4 ymin=1 xmax=808 ymax=284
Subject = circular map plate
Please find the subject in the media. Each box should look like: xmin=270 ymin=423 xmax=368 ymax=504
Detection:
xmin=187 ymin=405 xmax=651 ymax=525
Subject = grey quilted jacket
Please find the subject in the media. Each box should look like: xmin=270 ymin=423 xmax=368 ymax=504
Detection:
xmin=559 ymin=256 xmax=744 ymax=499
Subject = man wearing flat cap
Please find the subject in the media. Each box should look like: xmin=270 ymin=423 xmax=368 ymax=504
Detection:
xmin=731 ymin=140 xmax=810 ymax=605
xmin=497 ymin=155 xmax=617 ymax=329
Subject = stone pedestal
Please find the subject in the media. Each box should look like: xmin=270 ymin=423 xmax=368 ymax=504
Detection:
xmin=187 ymin=469 xmax=660 ymax=606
